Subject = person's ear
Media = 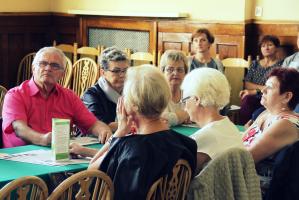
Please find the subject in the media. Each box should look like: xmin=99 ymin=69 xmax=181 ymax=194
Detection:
xmin=195 ymin=96 xmax=201 ymax=107
xmin=132 ymin=105 xmax=139 ymax=113
xmin=284 ymin=91 xmax=293 ymax=105
xmin=100 ymin=68 xmax=105 ymax=76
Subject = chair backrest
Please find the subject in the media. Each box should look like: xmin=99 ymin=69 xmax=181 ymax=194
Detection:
xmin=146 ymin=159 xmax=192 ymax=200
xmin=222 ymin=57 xmax=250 ymax=106
xmin=265 ymin=140 xmax=299 ymax=200
xmin=74 ymin=44 xmax=101 ymax=65
xmin=0 ymin=85 xmax=7 ymax=118
xmin=53 ymin=41 xmax=77 ymax=64
xmin=186 ymin=148 xmax=261 ymax=200
xmin=57 ymin=56 xmax=73 ymax=88
xmin=128 ymin=50 xmax=156 ymax=66
xmin=17 ymin=52 xmax=36 ymax=85
xmin=0 ymin=176 xmax=48 ymax=200
xmin=71 ymin=57 xmax=98 ymax=97
xmin=48 ymin=170 xmax=114 ymax=200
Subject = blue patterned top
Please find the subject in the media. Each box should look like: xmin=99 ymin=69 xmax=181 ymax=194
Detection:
xmin=244 ymin=60 xmax=283 ymax=85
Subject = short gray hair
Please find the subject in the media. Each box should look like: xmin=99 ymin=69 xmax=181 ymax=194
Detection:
xmin=123 ymin=65 xmax=171 ymax=118
xmin=159 ymin=50 xmax=188 ymax=73
xmin=100 ymin=47 xmax=128 ymax=70
xmin=32 ymin=47 xmax=66 ymax=69
xmin=181 ymin=68 xmax=230 ymax=110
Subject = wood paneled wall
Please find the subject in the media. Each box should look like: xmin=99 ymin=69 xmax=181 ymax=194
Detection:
xmin=0 ymin=12 xmax=298 ymax=89
xmin=80 ymin=17 xmax=157 ymax=53
xmin=158 ymin=21 xmax=248 ymax=59
xmin=0 ymin=13 xmax=52 ymax=89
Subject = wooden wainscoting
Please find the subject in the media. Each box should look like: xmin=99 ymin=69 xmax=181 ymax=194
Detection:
xmin=0 ymin=13 xmax=52 ymax=89
xmin=51 ymin=13 xmax=80 ymax=46
xmin=248 ymin=22 xmax=299 ymax=59
xmin=80 ymin=17 xmax=157 ymax=53
xmin=158 ymin=20 xmax=248 ymax=59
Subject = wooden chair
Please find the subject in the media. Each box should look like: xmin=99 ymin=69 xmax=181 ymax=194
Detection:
xmin=74 ymin=44 xmax=101 ymax=65
xmin=221 ymin=57 xmax=250 ymax=106
xmin=48 ymin=170 xmax=114 ymax=200
xmin=57 ymin=56 xmax=73 ymax=88
xmin=146 ymin=159 xmax=192 ymax=200
xmin=127 ymin=50 xmax=157 ymax=66
xmin=17 ymin=52 xmax=36 ymax=85
xmin=71 ymin=57 xmax=98 ymax=97
xmin=0 ymin=85 xmax=7 ymax=117
xmin=186 ymin=148 xmax=261 ymax=200
xmin=0 ymin=176 xmax=48 ymax=200
xmin=53 ymin=41 xmax=77 ymax=64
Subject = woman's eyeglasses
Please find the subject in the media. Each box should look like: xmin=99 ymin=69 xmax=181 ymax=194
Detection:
xmin=180 ymin=96 xmax=192 ymax=104
xmin=107 ymin=67 xmax=128 ymax=75
xmin=165 ymin=67 xmax=185 ymax=74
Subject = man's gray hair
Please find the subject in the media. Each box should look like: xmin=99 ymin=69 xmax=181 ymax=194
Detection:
xmin=32 ymin=47 xmax=66 ymax=69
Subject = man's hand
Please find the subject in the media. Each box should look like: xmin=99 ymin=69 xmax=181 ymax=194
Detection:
xmin=12 ymin=120 xmax=52 ymax=146
xmin=41 ymin=132 xmax=52 ymax=146
xmin=90 ymin=121 xmax=112 ymax=144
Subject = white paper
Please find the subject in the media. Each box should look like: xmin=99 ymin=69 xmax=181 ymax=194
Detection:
xmin=181 ymin=123 xmax=199 ymax=128
xmin=0 ymin=149 xmax=90 ymax=166
xmin=70 ymin=136 xmax=99 ymax=146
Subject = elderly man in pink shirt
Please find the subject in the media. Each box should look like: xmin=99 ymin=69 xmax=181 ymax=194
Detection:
xmin=2 ymin=47 xmax=112 ymax=148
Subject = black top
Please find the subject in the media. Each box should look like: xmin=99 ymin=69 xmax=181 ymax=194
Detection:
xmin=82 ymin=83 xmax=116 ymax=124
xmin=99 ymin=130 xmax=197 ymax=200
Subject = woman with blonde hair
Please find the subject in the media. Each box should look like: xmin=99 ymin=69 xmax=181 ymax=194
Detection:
xmin=160 ymin=50 xmax=189 ymax=126
xmin=71 ymin=66 xmax=197 ymax=200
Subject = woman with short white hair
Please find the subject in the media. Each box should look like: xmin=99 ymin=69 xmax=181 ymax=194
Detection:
xmin=181 ymin=68 xmax=244 ymax=173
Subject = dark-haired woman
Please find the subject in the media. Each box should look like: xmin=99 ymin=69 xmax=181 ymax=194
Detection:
xmin=239 ymin=35 xmax=283 ymax=125
xmin=243 ymin=68 xmax=299 ymax=196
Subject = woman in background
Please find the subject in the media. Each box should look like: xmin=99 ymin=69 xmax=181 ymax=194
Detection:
xmin=160 ymin=50 xmax=189 ymax=126
xmin=189 ymin=28 xmax=223 ymax=72
xmin=239 ymin=35 xmax=283 ymax=125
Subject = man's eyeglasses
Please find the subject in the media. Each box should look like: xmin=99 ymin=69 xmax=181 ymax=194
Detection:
xmin=38 ymin=61 xmax=63 ymax=70
xmin=165 ymin=67 xmax=185 ymax=74
xmin=180 ymin=96 xmax=192 ymax=104
xmin=107 ymin=67 xmax=128 ymax=75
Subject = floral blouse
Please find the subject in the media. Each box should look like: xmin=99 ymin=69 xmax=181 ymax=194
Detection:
xmin=242 ymin=113 xmax=299 ymax=197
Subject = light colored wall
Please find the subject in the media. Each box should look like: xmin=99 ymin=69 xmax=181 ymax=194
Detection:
xmin=1 ymin=0 xmax=299 ymax=22
xmin=0 ymin=0 xmax=50 ymax=12
xmin=50 ymin=0 xmax=246 ymax=21
xmin=245 ymin=0 xmax=254 ymax=20
xmin=254 ymin=0 xmax=299 ymax=21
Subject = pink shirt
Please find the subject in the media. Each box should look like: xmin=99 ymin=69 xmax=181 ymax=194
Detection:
xmin=2 ymin=79 xmax=97 ymax=148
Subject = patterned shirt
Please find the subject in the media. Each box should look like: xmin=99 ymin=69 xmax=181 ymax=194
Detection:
xmin=242 ymin=113 xmax=299 ymax=196
xmin=244 ymin=60 xmax=283 ymax=85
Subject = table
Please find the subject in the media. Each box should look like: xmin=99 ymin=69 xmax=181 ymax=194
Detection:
xmin=0 ymin=124 xmax=244 ymax=187
xmin=0 ymin=144 xmax=101 ymax=187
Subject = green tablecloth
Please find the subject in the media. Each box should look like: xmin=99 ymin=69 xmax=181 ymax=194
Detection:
xmin=0 ymin=144 xmax=101 ymax=187
xmin=0 ymin=124 xmax=244 ymax=187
